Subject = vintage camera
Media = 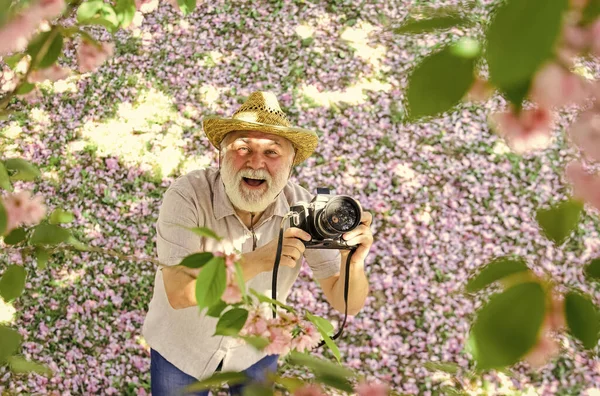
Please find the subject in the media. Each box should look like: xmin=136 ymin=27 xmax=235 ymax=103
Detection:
xmin=290 ymin=188 xmax=363 ymax=250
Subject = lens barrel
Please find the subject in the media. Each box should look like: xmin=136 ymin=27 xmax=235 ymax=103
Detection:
xmin=316 ymin=196 xmax=362 ymax=237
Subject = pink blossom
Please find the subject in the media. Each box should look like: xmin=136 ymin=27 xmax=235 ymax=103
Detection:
xmin=135 ymin=0 xmax=158 ymax=13
xmin=77 ymin=40 xmax=114 ymax=73
xmin=1 ymin=190 xmax=46 ymax=234
xmin=545 ymin=292 xmax=566 ymax=332
xmin=263 ymin=326 xmax=292 ymax=355
xmin=28 ymin=64 xmax=71 ymax=83
xmin=222 ymin=268 xmax=242 ymax=304
xmin=293 ymin=384 xmax=326 ymax=396
xmin=291 ymin=322 xmax=320 ymax=352
xmin=465 ymin=78 xmax=493 ymax=102
xmin=523 ymin=332 xmax=560 ymax=369
xmin=568 ymin=111 xmax=600 ymax=161
xmin=530 ymin=63 xmax=589 ymax=108
xmin=35 ymin=0 xmax=66 ymax=20
xmin=489 ymin=107 xmax=554 ymax=154
xmin=0 ymin=14 xmax=41 ymax=56
xmin=355 ymin=381 xmax=390 ymax=396
xmin=240 ymin=309 xmax=270 ymax=338
xmin=565 ymin=161 xmax=600 ymax=210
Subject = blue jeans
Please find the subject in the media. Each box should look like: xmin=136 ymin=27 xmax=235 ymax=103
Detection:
xmin=150 ymin=349 xmax=279 ymax=396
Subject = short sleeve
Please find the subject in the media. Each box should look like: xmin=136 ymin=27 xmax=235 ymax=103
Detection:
xmin=303 ymin=249 xmax=341 ymax=279
xmin=156 ymin=183 xmax=204 ymax=267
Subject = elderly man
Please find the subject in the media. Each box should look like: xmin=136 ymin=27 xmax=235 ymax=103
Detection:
xmin=142 ymin=91 xmax=373 ymax=395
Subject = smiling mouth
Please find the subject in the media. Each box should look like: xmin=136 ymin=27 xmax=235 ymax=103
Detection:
xmin=242 ymin=177 xmax=267 ymax=187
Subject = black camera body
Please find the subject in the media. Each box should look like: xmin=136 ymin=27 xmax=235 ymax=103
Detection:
xmin=290 ymin=188 xmax=362 ymax=250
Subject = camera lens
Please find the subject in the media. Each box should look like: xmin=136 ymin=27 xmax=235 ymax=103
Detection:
xmin=317 ymin=197 xmax=361 ymax=237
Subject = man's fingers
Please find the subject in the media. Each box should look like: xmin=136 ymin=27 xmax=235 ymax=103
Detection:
xmin=285 ymin=227 xmax=312 ymax=241
xmin=284 ymin=237 xmax=306 ymax=254
xmin=282 ymin=245 xmax=302 ymax=261
xmin=361 ymin=211 xmax=373 ymax=227
xmin=342 ymin=224 xmax=371 ymax=242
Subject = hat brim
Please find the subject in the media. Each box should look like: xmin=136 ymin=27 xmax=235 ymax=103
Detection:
xmin=202 ymin=116 xmax=318 ymax=165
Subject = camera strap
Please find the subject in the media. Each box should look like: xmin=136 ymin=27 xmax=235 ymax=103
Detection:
xmin=271 ymin=215 xmax=353 ymax=348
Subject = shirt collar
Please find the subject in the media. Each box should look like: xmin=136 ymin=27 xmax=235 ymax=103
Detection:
xmin=214 ymin=171 xmax=291 ymax=221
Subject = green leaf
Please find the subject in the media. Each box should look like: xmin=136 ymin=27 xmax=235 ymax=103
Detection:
xmin=49 ymin=208 xmax=74 ymax=224
xmin=3 ymin=53 xmax=24 ymax=69
xmin=77 ymin=1 xmax=119 ymax=32
xmin=288 ymin=352 xmax=355 ymax=379
xmin=423 ymin=361 xmax=460 ymax=374
xmin=484 ymin=0 xmax=569 ymax=108
xmin=77 ymin=0 xmax=105 ymax=21
xmin=0 ymin=326 xmax=22 ymax=364
xmin=394 ymin=15 xmax=473 ymax=34
xmin=469 ymin=282 xmax=545 ymax=370
xmin=7 ymin=356 xmax=52 ymax=376
xmin=214 ymin=308 xmax=249 ymax=336
xmin=176 ymin=0 xmax=197 ymax=16
xmin=0 ymin=162 xmax=12 ymax=191
xmin=314 ymin=323 xmax=341 ymax=362
xmin=535 ymin=199 xmax=583 ymax=245
xmin=465 ymin=256 xmax=530 ymax=293
xmin=195 ymin=257 xmax=226 ymax=311
xmin=584 ymin=258 xmax=600 ymax=281
xmin=206 ymin=300 xmax=228 ymax=318
xmin=249 ymin=289 xmax=296 ymax=313
xmin=273 ymin=376 xmax=305 ymax=392
xmin=406 ymin=39 xmax=479 ymax=120
xmin=4 ymin=158 xmax=40 ymax=181
xmin=115 ymin=0 xmax=136 ymax=28
xmin=240 ymin=336 xmax=269 ymax=350
xmin=580 ymin=0 xmax=600 ymax=26
xmin=188 ymin=227 xmax=222 ymax=241
xmin=16 ymin=83 xmax=35 ymax=95
xmin=3 ymin=228 xmax=27 ymax=245
xmin=240 ymin=384 xmax=273 ymax=396
xmin=305 ymin=312 xmax=334 ymax=337
xmin=180 ymin=252 xmax=214 ymax=269
xmin=183 ymin=372 xmax=248 ymax=393
xmin=0 ymin=201 xmax=7 ymax=236
xmin=565 ymin=291 xmax=600 ymax=349
xmin=30 ymin=224 xmax=71 ymax=246
xmin=35 ymin=247 xmax=50 ymax=270
xmin=234 ymin=262 xmax=246 ymax=298
xmin=0 ymin=265 xmax=27 ymax=302
xmin=316 ymin=373 xmax=353 ymax=393
xmin=27 ymin=31 xmax=64 ymax=69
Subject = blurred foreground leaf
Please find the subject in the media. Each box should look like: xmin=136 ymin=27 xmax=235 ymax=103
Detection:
xmin=0 ymin=265 xmax=27 ymax=302
xmin=565 ymin=291 xmax=600 ymax=349
xmin=470 ymin=282 xmax=545 ymax=370
xmin=535 ymin=199 xmax=583 ymax=246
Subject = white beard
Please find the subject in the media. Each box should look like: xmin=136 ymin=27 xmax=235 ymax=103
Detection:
xmin=221 ymin=160 xmax=290 ymax=213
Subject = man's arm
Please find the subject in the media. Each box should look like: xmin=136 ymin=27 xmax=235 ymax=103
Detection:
xmin=316 ymin=211 xmax=373 ymax=315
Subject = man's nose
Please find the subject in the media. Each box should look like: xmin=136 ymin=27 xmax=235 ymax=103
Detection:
xmin=246 ymin=152 xmax=266 ymax=169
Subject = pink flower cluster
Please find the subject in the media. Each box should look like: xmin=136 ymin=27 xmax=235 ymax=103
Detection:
xmin=523 ymin=291 xmax=565 ymax=369
xmin=28 ymin=64 xmax=71 ymax=83
xmin=77 ymin=40 xmax=115 ymax=74
xmin=486 ymin=2 xmax=600 ymax=156
xmin=293 ymin=381 xmax=389 ymax=396
xmin=1 ymin=190 xmax=46 ymax=235
xmin=0 ymin=0 xmax=65 ymax=56
xmin=240 ymin=309 xmax=321 ymax=355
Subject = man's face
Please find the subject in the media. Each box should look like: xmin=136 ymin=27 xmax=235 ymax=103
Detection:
xmin=220 ymin=130 xmax=295 ymax=213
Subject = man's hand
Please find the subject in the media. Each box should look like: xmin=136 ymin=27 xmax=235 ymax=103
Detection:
xmin=241 ymin=227 xmax=311 ymax=278
xmin=341 ymin=211 xmax=373 ymax=266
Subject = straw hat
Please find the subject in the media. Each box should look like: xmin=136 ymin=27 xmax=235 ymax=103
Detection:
xmin=202 ymin=91 xmax=318 ymax=165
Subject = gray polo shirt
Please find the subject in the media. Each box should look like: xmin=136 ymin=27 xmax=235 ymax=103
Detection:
xmin=142 ymin=168 xmax=341 ymax=379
